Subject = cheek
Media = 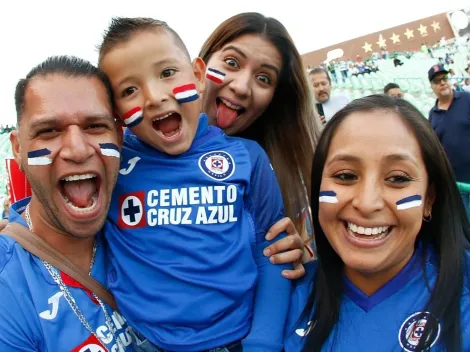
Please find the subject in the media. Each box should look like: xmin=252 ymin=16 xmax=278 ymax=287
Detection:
xmin=251 ymin=88 xmax=275 ymax=115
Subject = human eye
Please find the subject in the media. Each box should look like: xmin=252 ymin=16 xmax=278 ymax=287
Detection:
xmin=256 ymin=74 xmax=272 ymax=85
xmin=161 ymin=68 xmax=177 ymax=78
xmin=86 ymin=123 xmax=110 ymax=132
xmin=121 ymin=87 xmax=137 ymax=98
xmin=386 ymin=172 xmax=413 ymax=185
xmin=332 ymin=171 xmax=357 ymax=183
xmin=36 ymin=128 xmax=59 ymax=138
xmin=224 ymin=58 xmax=239 ymax=69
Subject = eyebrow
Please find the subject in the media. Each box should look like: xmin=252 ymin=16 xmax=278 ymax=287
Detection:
xmin=29 ymin=114 xmax=114 ymax=130
xmin=116 ymin=58 xmax=179 ymax=87
xmin=327 ymin=153 xmax=419 ymax=168
xmin=222 ymin=45 xmax=281 ymax=76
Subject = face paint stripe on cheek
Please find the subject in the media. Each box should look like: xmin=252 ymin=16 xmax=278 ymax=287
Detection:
xmin=27 ymin=148 xmax=52 ymax=166
xmin=319 ymin=190 xmax=339 ymax=204
xmin=396 ymin=195 xmax=422 ymax=210
xmin=122 ymin=107 xmax=143 ymax=128
xmin=99 ymin=143 xmax=120 ymax=158
xmin=206 ymin=68 xmax=226 ymax=84
xmin=173 ymin=84 xmax=199 ymax=104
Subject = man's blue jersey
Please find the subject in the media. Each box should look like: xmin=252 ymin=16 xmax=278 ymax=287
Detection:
xmin=285 ymin=246 xmax=470 ymax=351
xmin=105 ymin=114 xmax=291 ymax=351
xmin=0 ymin=198 xmax=133 ymax=351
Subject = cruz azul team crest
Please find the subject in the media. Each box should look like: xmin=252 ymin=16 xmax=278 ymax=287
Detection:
xmin=398 ymin=311 xmax=441 ymax=351
xmin=198 ymin=151 xmax=235 ymax=181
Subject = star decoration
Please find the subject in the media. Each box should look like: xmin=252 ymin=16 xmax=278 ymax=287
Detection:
xmin=390 ymin=33 xmax=401 ymax=44
xmin=376 ymin=34 xmax=387 ymax=48
xmin=431 ymin=21 xmax=440 ymax=32
xmin=362 ymin=42 xmax=373 ymax=53
xmin=418 ymin=24 xmax=428 ymax=36
xmin=404 ymin=28 xmax=414 ymax=39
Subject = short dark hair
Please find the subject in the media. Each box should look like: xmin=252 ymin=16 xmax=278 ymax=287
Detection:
xmin=383 ymin=82 xmax=400 ymax=94
xmin=14 ymin=55 xmax=113 ymax=125
xmin=98 ymin=17 xmax=190 ymax=65
xmin=309 ymin=67 xmax=331 ymax=83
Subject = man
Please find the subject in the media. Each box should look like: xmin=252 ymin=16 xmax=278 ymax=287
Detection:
xmin=0 ymin=56 xmax=133 ymax=350
xmin=428 ymin=64 xmax=470 ymax=218
xmin=309 ymin=67 xmax=350 ymax=125
xmin=384 ymin=83 xmax=404 ymax=98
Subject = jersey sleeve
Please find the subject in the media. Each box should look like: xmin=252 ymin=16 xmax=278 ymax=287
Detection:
xmin=240 ymin=139 xmax=292 ymax=351
xmin=0 ymin=278 xmax=38 ymax=351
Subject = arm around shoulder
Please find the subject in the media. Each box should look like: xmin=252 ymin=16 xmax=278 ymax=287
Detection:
xmin=241 ymin=140 xmax=292 ymax=351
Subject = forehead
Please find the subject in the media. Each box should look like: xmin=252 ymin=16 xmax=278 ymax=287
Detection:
xmin=389 ymin=88 xmax=402 ymax=94
xmin=22 ymin=75 xmax=111 ymax=124
xmin=310 ymin=72 xmax=329 ymax=83
xmin=101 ymin=30 xmax=189 ymax=76
xmin=328 ymin=109 xmax=423 ymax=162
xmin=220 ymin=34 xmax=282 ymax=69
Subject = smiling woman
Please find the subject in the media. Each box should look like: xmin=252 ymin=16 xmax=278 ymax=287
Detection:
xmin=284 ymin=95 xmax=470 ymax=352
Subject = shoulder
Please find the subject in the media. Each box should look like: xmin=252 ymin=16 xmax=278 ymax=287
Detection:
xmin=225 ymin=136 xmax=267 ymax=160
xmin=0 ymin=234 xmax=18 ymax=275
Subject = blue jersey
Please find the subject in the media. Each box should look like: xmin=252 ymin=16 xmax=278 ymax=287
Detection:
xmin=285 ymin=247 xmax=470 ymax=351
xmin=0 ymin=198 xmax=133 ymax=352
xmin=105 ymin=114 xmax=291 ymax=351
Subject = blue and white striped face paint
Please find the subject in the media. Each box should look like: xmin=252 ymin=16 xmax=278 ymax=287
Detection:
xmin=27 ymin=148 xmax=52 ymax=166
xmin=99 ymin=143 xmax=120 ymax=158
xmin=396 ymin=195 xmax=422 ymax=210
xmin=319 ymin=190 xmax=339 ymax=204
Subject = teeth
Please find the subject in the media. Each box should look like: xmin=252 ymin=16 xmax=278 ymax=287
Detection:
xmin=62 ymin=173 xmax=96 ymax=182
xmin=153 ymin=112 xmax=174 ymax=122
xmin=221 ymin=98 xmax=242 ymax=110
xmin=347 ymin=222 xmax=389 ymax=236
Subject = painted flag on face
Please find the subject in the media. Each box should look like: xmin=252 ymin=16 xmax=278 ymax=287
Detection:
xmin=122 ymin=107 xmax=143 ymax=128
xmin=27 ymin=148 xmax=52 ymax=166
xmin=319 ymin=190 xmax=338 ymax=203
xmin=173 ymin=84 xmax=199 ymax=104
xmin=396 ymin=195 xmax=422 ymax=210
xmin=99 ymin=143 xmax=120 ymax=158
xmin=206 ymin=68 xmax=226 ymax=84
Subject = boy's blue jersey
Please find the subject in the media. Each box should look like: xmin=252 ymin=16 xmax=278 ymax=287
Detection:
xmin=0 ymin=198 xmax=133 ymax=352
xmin=105 ymin=114 xmax=291 ymax=351
xmin=285 ymin=247 xmax=470 ymax=352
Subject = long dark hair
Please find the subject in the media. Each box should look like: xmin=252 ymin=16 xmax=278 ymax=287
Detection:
xmin=303 ymin=95 xmax=470 ymax=351
xmin=199 ymin=12 xmax=319 ymax=236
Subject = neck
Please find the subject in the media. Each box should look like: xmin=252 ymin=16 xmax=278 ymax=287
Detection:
xmin=344 ymin=250 xmax=414 ymax=296
xmin=438 ymin=93 xmax=453 ymax=105
xmin=25 ymin=198 xmax=96 ymax=273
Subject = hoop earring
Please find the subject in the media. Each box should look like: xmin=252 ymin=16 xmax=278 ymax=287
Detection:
xmin=423 ymin=211 xmax=432 ymax=222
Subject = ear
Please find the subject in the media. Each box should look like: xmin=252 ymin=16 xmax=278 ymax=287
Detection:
xmin=424 ymin=184 xmax=436 ymax=215
xmin=114 ymin=118 xmax=124 ymax=149
xmin=192 ymin=57 xmax=206 ymax=95
xmin=10 ymin=130 xmax=23 ymax=171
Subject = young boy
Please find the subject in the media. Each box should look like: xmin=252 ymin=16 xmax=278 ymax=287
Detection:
xmin=98 ymin=17 xmax=291 ymax=352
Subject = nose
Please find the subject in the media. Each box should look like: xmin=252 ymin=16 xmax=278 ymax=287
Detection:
xmin=143 ymin=81 xmax=169 ymax=110
xmin=59 ymin=126 xmax=94 ymax=164
xmin=229 ymin=70 xmax=251 ymax=99
xmin=351 ymin=178 xmax=385 ymax=215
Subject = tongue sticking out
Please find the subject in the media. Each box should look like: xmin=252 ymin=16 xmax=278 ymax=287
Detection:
xmin=155 ymin=114 xmax=181 ymax=136
xmin=62 ymin=179 xmax=97 ymax=208
xmin=217 ymin=101 xmax=239 ymax=129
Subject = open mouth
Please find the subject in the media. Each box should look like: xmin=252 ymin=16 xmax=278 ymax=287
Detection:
xmin=344 ymin=221 xmax=392 ymax=241
xmin=216 ymin=98 xmax=246 ymax=129
xmin=152 ymin=112 xmax=182 ymax=139
xmin=59 ymin=173 xmax=100 ymax=213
